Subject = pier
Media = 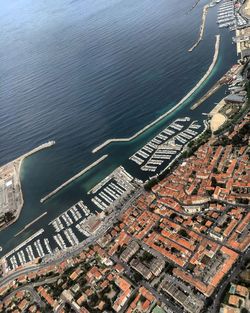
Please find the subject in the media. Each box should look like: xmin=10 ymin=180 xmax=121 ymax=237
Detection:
xmin=191 ymin=80 xmax=223 ymax=110
xmin=40 ymin=154 xmax=108 ymax=203
xmin=191 ymin=63 xmax=244 ymax=110
xmin=92 ymin=35 xmax=220 ymax=154
xmin=14 ymin=212 xmax=47 ymax=237
xmin=188 ymin=4 xmax=209 ymax=52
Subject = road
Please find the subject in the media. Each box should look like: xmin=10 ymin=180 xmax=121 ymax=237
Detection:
xmin=208 ymin=248 xmax=250 ymax=313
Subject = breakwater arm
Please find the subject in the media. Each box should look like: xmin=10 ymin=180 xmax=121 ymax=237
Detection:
xmin=189 ymin=0 xmax=201 ymax=12
xmin=0 ymin=141 xmax=55 ymax=232
xmin=188 ymin=4 xmax=209 ymax=52
xmin=14 ymin=212 xmax=47 ymax=237
xmin=92 ymin=35 xmax=220 ymax=154
xmin=40 ymin=154 xmax=108 ymax=203
xmin=17 ymin=141 xmax=56 ymax=163
xmin=191 ymin=81 xmax=223 ymax=110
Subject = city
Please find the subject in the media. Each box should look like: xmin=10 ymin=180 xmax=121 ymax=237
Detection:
xmin=0 ymin=0 xmax=249 ymax=312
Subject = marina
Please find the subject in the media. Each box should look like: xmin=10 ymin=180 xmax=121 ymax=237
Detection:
xmin=217 ymin=0 xmax=248 ymax=29
xmin=90 ymin=166 xmax=140 ymax=211
xmin=129 ymin=117 xmax=203 ymax=174
xmin=3 ymin=200 xmax=94 ymax=272
xmin=0 ymin=0 xmax=239 ymax=268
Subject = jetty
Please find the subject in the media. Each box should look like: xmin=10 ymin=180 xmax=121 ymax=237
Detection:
xmin=40 ymin=154 xmax=108 ymax=203
xmin=191 ymin=63 xmax=243 ymax=110
xmin=92 ymin=35 xmax=220 ymax=154
xmin=14 ymin=212 xmax=47 ymax=237
xmin=188 ymin=4 xmax=209 ymax=52
xmin=191 ymin=80 xmax=223 ymax=110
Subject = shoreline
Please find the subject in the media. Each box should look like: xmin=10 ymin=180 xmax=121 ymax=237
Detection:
xmin=92 ymin=35 xmax=220 ymax=154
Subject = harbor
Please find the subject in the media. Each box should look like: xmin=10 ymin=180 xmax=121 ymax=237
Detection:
xmin=1 ymin=113 xmax=207 ymax=273
xmin=0 ymin=0 xmax=238 ymax=265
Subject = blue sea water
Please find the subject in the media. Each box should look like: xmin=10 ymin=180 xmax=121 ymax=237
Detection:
xmin=0 ymin=0 xmax=237 ymax=255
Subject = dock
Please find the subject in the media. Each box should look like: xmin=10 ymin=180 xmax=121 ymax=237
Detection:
xmin=40 ymin=154 xmax=108 ymax=203
xmin=92 ymin=35 xmax=220 ymax=154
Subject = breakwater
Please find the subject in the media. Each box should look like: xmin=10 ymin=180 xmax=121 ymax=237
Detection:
xmin=40 ymin=154 xmax=108 ymax=203
xmin=14 ymin=212 xmax=47 ymax=238
xmin=92 ymin=35 xmax=220 ymax=154
xmin=189 ymin=0 xmax=202 ymax=12
xmin=188 ymin=4 xmax=209 ymax=52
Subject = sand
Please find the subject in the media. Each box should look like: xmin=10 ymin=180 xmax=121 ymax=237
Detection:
xmin=210 ymin=113 xmax=226 ymax=132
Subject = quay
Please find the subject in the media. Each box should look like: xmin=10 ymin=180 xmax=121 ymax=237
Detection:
xmin=189 ymin=4 xmax=209 ymax=52
xmin=14 ymin=212 xmax=47 ymax=237
xmin=92 ymin=35 xmax=220 ymax=154
xmin=40 ymin=154 xmax=108 ymax=203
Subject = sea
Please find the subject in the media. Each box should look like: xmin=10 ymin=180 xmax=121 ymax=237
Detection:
xmin=0 ymin=0 xmax=237 ymax=256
